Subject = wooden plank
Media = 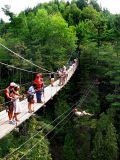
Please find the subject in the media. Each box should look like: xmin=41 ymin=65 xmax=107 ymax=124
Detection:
xmin=0 ymin=63 xmax=77 ymax=139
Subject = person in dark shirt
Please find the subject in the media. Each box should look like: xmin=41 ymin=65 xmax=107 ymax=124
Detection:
xmin=50 ymin=72 xmax=54 ymax=87
xmin=4 ymin=82 xmax=16 ymax=124
xmin=27 ymin=83 xmax=36 ymax=113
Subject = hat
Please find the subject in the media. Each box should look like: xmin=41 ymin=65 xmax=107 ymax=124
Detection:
xmin=16 ymin=85 xmax=20 ymax=88
xmin=15 ymin=84 xmax=20 ymax=88
xmin=10 ymin=82 xmax=16 ymax=87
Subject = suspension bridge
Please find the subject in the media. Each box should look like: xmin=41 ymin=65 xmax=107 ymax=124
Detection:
xmin=0 ymin=60 xmax=78 ymax=139
xmin=0 ymin=41 xmax=95 ymax=159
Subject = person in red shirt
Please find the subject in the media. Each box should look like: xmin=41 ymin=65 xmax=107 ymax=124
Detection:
xmin=34 ymin=73 xmax=44 ymax=103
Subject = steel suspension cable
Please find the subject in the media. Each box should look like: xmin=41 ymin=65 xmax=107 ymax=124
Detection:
xmin=49 ymin=113 xmax=74 ymax=142
xmin=0 ymin=61 xmax=38 ymax=74
xmin=4 ymin=81 xmax=94 ymax=159
xmin=19 ymin=82 xmax=95 ymax=159
xmin=17 ymin=113 xmax=74 ymax=159
xmin=19 ymin=110 xmax=74 ymax=160
xmin=0 ymin=42 xmax=51 ymax=73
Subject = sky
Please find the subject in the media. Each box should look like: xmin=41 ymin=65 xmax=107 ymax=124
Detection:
xmin=0 ymin=0 xmax=50 ymax=21
xmin=97 ymin=0 xmax=120 ymax=14
xmin=0 ymin=0 xmax=120 ymax=22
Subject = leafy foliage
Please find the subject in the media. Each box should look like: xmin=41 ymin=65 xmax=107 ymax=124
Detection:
xmin=0 ymin=0 xmax=120 ymax=159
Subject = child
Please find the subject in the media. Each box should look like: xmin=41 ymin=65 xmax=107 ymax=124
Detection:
xmin=27 ymin=83 xmax=36 ymax=113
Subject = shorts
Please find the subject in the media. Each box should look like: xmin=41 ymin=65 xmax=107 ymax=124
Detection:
xmin=5 ymin=101 xmax=14 ymax=112
xmin=51 ymin=78 xmax=54 ymax=81
xmin=27 ymin=95 xmax=34 ymax=103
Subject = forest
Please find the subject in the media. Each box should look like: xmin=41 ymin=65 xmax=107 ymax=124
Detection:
xmin=0 ymin=0 xmax=120 ymax=159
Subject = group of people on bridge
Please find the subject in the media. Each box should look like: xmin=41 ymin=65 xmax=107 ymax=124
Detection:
xmin=3 ymin=58 xmax=92 ymax=125
xmin=4 ymin=72 xmax=46 ymax=125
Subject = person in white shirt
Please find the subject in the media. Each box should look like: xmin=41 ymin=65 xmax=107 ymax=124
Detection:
xmin=13 ymin=85 xmax=22 ymax=122
xmin=72 ymin=108 xmax=93 ymax=117
xmin=50 ymin=72 xmax=55 ymax=87
xmin=58 ymin=69 xmax=63 ymax=86
xmin=27 ymin=83 xmax=36 ymax=113
xmin=63 ymin=66 xmax=68 ymax=82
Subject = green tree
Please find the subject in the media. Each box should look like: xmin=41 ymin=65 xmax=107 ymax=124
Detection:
xmin=81 ymin=6 xmax=99 ymax=21
xmin=2 ymin=5 xmax=15 ymax=22
xmin=63 ymin=3 xmax=81 ymax=25
xmin=89 ymin=0 xmax=101 ymax=12
xmin=63 ymin=133 xmax=76 ymax=160
xmin=92 ymin=113 xmax=118 ymax=160
xmin=27 ymin=9 xmax=77 ymax=70
xmin=76 ymin=0 xmax=88 ymax=10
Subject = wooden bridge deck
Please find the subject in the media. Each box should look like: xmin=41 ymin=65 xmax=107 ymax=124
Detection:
xmin=0 ymin=63 xmax=77 ymax=139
